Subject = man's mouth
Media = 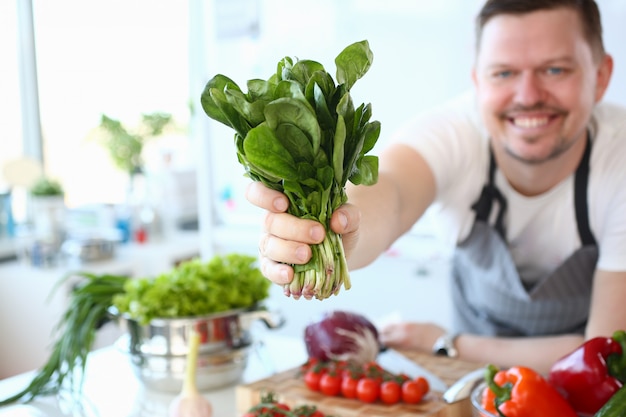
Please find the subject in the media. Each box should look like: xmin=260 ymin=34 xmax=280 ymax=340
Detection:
xmin=510 ymin=116 xmax=551 ymax=129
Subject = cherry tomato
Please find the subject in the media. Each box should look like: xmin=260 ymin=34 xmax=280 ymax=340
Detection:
xmin=273 ymin=403 xmax=290 ymax=416
xmin=356 ymin=377 xmax=380 ymax=403
xmin=397 ymin=373 xmax=411 ymax=383
xmin=300 ymin=357 xmax=320 ymax=373
xmin=401 ymin=380 xmax=425 ymax=404
xmin=293 ymin=404 xmax=325 ymax=417
xmin=257 ymin=402 xmax=290 ymax=417
xmin=362 ymin=361 xmax=384 ymax=378
xmin=380 ymin=380 xmax=402 ymax=405
xmin=319 ymin=372 xmax=342 ymax=396
xmin=304 ymin=369 xmax=324 ymax=391
xmin=415 ymin=376 xmax=430 ymax=395
xmin=341 ymin=375 xmax=359 ymax=399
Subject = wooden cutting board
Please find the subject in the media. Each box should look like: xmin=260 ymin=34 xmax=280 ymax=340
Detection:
xmin=236 ymin=350 xmax=485 ymax=417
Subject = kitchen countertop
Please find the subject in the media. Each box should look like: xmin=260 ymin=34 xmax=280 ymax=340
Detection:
xmin=0 ymin=333 xmax=308 ymax=417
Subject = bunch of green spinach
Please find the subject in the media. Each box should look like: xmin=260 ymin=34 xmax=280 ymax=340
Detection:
xmin=200 ymin=40 xmax=381 ymax=300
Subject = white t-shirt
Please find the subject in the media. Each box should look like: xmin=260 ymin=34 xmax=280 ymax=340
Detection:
xmin=393 ymin=90 xmax=626 ymax=284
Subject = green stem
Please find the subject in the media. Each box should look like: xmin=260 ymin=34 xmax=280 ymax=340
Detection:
xmin=608 ymin=330 xmax=626 ymax=383
xmin=289 ymin=229 xmax=350 ymax=300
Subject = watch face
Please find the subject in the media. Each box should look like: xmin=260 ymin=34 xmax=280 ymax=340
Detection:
xmin=435 ymin=347 xmax=448 ymax=356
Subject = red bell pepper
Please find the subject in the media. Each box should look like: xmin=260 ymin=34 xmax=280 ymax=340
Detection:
xmin=481 ymin=364 xmax=578 ymax=417
xmin=548 ymin=330 xmax=626 ymax=416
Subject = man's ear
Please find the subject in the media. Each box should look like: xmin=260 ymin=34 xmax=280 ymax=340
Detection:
xmin=595 ymin=53 xmax=614 ymax=102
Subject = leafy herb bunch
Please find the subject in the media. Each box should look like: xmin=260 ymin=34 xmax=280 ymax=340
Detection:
xmin=200 ymin=40 xmax=381 ymax=300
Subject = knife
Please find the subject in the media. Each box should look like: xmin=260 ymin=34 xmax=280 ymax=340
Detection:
xmin=376 ymin=347 xmax=448 ymax=392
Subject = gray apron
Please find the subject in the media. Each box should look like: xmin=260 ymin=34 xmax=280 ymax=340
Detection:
xmin=450 ymin=136 xmax=598 ymax=337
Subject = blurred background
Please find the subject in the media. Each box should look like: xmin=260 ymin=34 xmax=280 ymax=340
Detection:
xmin=1 ymin=0 xmax=625 ymax=378
xmin=2 ymin=0 xmax=625 ymax=254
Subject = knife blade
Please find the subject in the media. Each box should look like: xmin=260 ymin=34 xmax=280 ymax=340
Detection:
xmin=376 ymin=348 xmax=448 ymax=392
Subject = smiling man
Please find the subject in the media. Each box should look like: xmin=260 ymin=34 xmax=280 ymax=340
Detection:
xmin=246 ymin=0 xmax=626 ymax=373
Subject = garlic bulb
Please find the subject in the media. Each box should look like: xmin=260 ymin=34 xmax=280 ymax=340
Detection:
xmin=168 ymin=330 xmax=213 ymax=417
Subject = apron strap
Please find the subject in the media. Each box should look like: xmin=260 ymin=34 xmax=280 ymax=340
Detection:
xmin=471 ymin=147 xmax=508 ymax=239
xmin=575 ymin=133 xmax=596 ymax=246
xmin=472 ymin=133 xmax=596 ymax=245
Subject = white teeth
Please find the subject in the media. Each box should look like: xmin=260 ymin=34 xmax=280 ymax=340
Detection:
xmin=512 ymin=117 xmax=549 ymax=128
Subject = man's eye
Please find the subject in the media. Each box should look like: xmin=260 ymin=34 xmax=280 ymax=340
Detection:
xmin=493 ymin=70 xmax=513 ymax=79
xmin=546 ymin=67 xmax=564 ymax=75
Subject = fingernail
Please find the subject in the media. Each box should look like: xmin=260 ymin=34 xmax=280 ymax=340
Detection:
xmin=273 ymin=197 xmax=288 ymax=211
xmin=279 ymin=267 xmax=290 ymax=284
xmin=310 ymin=225 xmax=324 ymax=242
xmin=296 ymin=245 xmax=309 ymax=262
xmin=338 ymin=212 xmax=348 ymax=230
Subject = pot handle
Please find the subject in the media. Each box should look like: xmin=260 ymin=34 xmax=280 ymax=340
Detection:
xmin=241 ymin=308 xmax=286 ymax=330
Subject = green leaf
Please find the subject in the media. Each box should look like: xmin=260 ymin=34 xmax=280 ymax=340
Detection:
xmin=361 ymin=120 xmax=381 ymax=155
xmin=274 ymin=123 xmax=315 ymax=163
xmin=335 ymin=40 xmax=374 ymax=91
xmin=336 ymin=92 xmax=355 ymax=142
xmin=309 ymin=82 xmax=335 ymax=132
xmin=296 ymin=162 xmax=317 ymax=186
xmin=277 ymin=56 xmax=294 ymax=81
xmin=289 ymin=59 xmax=326 ymax=87
xmin=246 ymin=78 xmax=276 ymax=102
xmin=332 ymin=115 xmax=346 ymax=184
xmin=243 ymin=123 xmax=299 ymax=180
xmin=305 ymin=71 xmax=336 ymax=103
xmin=264 ymin=98 xmax=322 ymax=155
xmin=209 ymin=87 xmax=251 ymax=138
xmin=200 ymin=74 xmax=243 ymax=128
xmin=274 ymin=79 xmax=306 ymax=100
xmin=350 ymin=155 xmax=379 ymax=186
xmin=224 ymin=87 xmax=267 ymax=127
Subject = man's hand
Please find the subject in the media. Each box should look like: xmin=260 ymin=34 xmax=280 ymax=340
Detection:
xmin=379 ymin=322 xmax=446 ymax=353
xmin=245 ymin=182 xmax=361 ymax=284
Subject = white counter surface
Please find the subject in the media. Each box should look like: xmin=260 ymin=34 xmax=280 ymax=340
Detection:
xmin=0 ymin=334 xmax=307 ymax=417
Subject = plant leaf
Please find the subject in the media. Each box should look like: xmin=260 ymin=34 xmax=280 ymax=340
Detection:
xmin=361 ymin=120 xmax=381 ymax=155
xmin=200 ymin=74 xmax=242 ymax=127
xmin=308 ymin=81 xmax=334 ymax=132
xmin=350 ymin=155 xmax=379 ymax=186
xmin=224 ymin=87 xmax=267 ymax=127
xmin=332 ymin=115 xmax=346 ymax=184
xmin=243 ymin=123 xmax=299 ymax=180
xmin=264 ymin=98 xmax=322 ymax=155
xmin=289 ymin=59 xmax=326 ymax=87
xmin=209 ymin=87 xmax=251 ymax=138
xmin=335 ymin=40 xmax=373 ymax=91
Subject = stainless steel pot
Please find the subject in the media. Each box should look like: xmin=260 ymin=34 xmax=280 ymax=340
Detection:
xmin=61 ymin=236 xmax=117 ymax=262
xmin=111 ymin=305 xmax=284 ymax=392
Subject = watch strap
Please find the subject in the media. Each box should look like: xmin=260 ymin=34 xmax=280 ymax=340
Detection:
xmin=432 ymin=333 xmax=459 ymax=358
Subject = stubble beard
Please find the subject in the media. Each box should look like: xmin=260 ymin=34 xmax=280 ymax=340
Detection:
xmin=503 ymin=134 xmax=578 ymax=165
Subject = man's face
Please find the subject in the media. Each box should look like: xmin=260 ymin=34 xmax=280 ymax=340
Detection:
xmin=473 ymin=8 xmax=611 ymax=164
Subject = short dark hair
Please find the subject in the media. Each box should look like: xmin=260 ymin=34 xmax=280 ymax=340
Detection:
xmin=476 ymin=0 xmax=605 ymax=61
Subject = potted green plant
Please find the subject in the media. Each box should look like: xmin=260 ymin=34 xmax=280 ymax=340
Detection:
xmin=95 ymin=112 xmax=174 ymax=175
xmin=28 ymin=176 xmax=66 ymax=245
xmin=29 ymin=176 xmax=64 ymax=197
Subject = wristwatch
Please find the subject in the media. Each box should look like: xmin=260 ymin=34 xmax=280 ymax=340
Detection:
xmin=432 ymin=333 xmax=459 ymax=358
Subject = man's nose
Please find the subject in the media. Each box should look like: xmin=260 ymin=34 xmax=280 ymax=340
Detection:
xmin=514 ymin=72 xmax=546 ymax=106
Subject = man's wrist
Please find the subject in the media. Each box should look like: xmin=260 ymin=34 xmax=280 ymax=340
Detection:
xmin=432 ymin=332 xmax=459 ymax=358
